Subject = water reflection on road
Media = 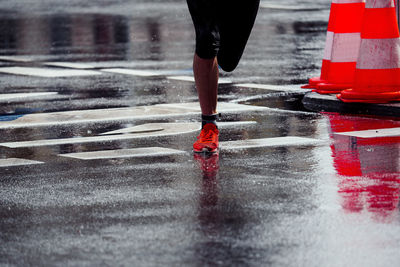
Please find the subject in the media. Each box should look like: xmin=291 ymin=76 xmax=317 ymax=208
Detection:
xmin=327 ymin=113 xmax=400 ymax=222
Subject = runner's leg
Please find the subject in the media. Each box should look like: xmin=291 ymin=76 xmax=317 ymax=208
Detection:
xmin=187 ymin=0 xmax=220 ymax=116
xmin=193 ymin=54 xmax=218 ymax=116
xmin=187 ymin=0 xmax=220 ymax=152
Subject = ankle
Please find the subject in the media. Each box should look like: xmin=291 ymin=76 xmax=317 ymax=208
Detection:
xmin=201 ymin=113 xmax=219 ymax=128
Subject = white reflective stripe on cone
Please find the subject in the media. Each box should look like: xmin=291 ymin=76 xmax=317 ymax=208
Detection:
xmin=331 ymin=33 xmax=362 ymax=62
xmin=332 ymin=0 xmax=365 ymax=3
xmin=365 ymin=0 xmax=394 ymax=8
xmin=356 ymin=38 xmax=400 ymax=69
xmin=323 ymin=31 xmax=334 ymax=60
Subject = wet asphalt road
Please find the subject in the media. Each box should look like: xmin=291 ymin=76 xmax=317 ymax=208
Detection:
xmin=1 ymin=0 xmax=400 ymax=266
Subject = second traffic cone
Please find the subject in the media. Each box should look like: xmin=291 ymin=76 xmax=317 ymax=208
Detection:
xmin=338 ymin=0 xmax=400 ymax=103
xmin=314 ymin=0 xmax=365 ymax=94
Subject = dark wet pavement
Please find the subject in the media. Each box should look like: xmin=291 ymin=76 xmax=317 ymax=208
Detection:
xmin=1 ymin=0 xmax=400 ymax=266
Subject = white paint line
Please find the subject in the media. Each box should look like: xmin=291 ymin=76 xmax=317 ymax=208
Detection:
xmin=157 ymin=102 xmax=266 ymax=112
xmin=101 ymin=68 xmax=160 ymax=76
xmin=334 ymin=127 xmax=400 ymax=138
xmin=100 ymin=122 xmax=199 ymax=136
xmin=259 ymin=3 xmax=324 ymax=11
xmin=0 ymin=121 xmax=259 ymax=149
xmin=43 ymin=62 xmax=97 ymax=69
xmin=101 ymin=68 xmax=193 ymax=77
xmin=101 ymin=121 xmax=257 ymax=135
xmin=167 ymin=75 xmax=232 ymax=84
xmin=0 ymin=92 xmax=61 ymax=103
xmin=101 ymin=124 xmax=165 ymax=135
xmin=0 ymin=102 xmax=267 ymax=129
xmin=59 ymin=147 xmax=186 ymax=160
xmin=0 ymin=67 xmax=102 ymax=77
xmin=58 ymin=60 xmax=187 ymax=69
xmin=0 ymin=123 xmax=201 ymax=148
xmin=220 ymin=136 xmax=323 ymax=151
xmin=0 ymin=56 xmax=35 ymax=62
xmin=217 ymin=121 xmax=258 ymax=128
xmin=235 ymin=83 xmax=310 ymax=92
xmin=0 ymin=158 xmax=44 ymax=167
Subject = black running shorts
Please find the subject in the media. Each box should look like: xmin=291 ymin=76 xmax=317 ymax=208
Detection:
xmin=187 ymin=0 xmax=260 ymax=72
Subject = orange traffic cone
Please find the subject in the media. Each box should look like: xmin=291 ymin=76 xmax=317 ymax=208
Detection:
xmin=315 ymin=0 xmax=365 ymax=94
xmin=302 ymin=0 xmax=365 ymax=92
xmin=338 ymin=0 xmax=400 ymax=103
xmin=301 ymin=0 xmax=336 ymax=89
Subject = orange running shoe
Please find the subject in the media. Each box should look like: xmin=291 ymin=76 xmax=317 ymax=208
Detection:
xmin=193 ymin=123 xmax=219 ymax=153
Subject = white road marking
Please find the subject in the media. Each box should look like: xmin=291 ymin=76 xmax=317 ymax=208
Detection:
xmin=167 ymin=75 xmax=232 ymax=84
xmin=0 ymin=102 xmax=267 ymax=129
xmin=47 ymin=60 xmax=187 ymax=69
xmin=218 ymin=121 xmax=258 ymax=128
xmin=220 ymin=136 xmax=323 ymax=151
xmin=0 ymin=123 xmax=201 ymax=148
xmin=101 ymin=68 xmax=193 ymax=77
xmin=260 ymin=3 xmax=324 ymax=11
xmin=0 ymin=92 xmax=61 ymax=103
xmin=101 ymin=124 xmax=165 ymax=135
xmin=0 ymin=158 xmax=44 ymax=167
xmin=59 ymin=147 xmax=186 ymax=160
xmin=0 ymin=56 xmax=35 ymax=62
xmin=43 ymin=62 xmax=97 ymax=69
xmin=0 ymin=67 xmax=102 ymax=77
xmin=100 ymin=121 xmax=257 ymax=135
xmin=334 ymin=127 xmax=400 ymax=138
xmin=0 ymin=121 xmax=259 ymax=148
xmin=235 ymin=83 xmax=310 ymax=93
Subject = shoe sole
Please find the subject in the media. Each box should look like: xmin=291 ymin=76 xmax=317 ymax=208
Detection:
xmin=193 ymin=147 xmax=218 ymax=154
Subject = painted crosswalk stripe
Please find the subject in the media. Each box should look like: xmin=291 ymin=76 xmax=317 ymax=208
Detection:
xmin=0 ymin=121 xmax=257 ymax=148
xmin=220 ymin=136 xmax=323 ymax=151
xmin=0 ymin=67 xmax=102 ymax=77
xmin=218 ymin=121 xmax=257 ymax=128
xmin=0 ymin=56 xmax=35 ymax=62
xmin=59 ymin=147 xmax=186 ymax=160
xmin=259 ymin=3 xmax=324 ymax=11
xmin=43 ymin=62 xmax=97 ymax=69
xmin=101 ymin=121 xmax=256 ymax=135
xmin=334 ymin=127 xmax=400 ymax=138
xmin=101 ymin=68 xmax=193 ymax=77
xmin=0 ymin=92 xmax=62 ymax=103
xmin=0 ymin=123 xmax=200 ymax=148
xmin=0 ymin=102 xmax=267 ymax=129
xmin=235 ymin=83 xmax=310 ymax=93
xmin=167 ymin=76 xmax=232 ymax=84
xmin=0 ymin=158 xmax=44 ymax=167
xmin=46 ymin=60 xmax=187 ymax=69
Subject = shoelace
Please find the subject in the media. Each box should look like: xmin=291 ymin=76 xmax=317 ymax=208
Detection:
xmin=200 ymin=130 xmax=215 ymax=143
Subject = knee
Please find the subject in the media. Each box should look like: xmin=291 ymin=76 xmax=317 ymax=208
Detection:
xmin=195 ymin=29 xmax=220 ymax=59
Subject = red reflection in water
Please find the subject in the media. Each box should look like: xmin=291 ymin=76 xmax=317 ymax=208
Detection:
xmin=194 ymin=153 xmax=220 ymax=206
xmin=194 ymin=153 xmax=220 ymax=225
xmin=326 ymin=113 xmax=400 ymax=219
